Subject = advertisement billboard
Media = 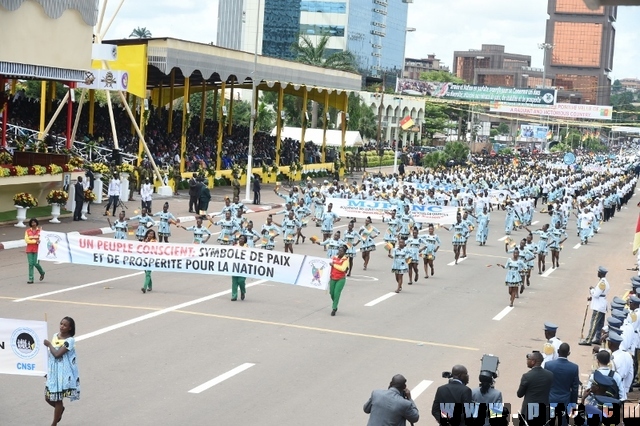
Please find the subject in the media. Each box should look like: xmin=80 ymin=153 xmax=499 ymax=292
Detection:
xmin=490 ymin=102 xmax=613 ymax=120
xmin=396 ymin=78 xmax=557 ymax=106
xmin=519 ymin=124 xmax=549 ymax=140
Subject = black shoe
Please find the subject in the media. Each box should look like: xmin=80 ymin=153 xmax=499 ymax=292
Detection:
xmin=578 ymin=340 xmax=592 ymax=346
xmin=331 ymin=309 xmax=336 ymax=316
xmin=39 ymin=273 xmax=45 ymax=281
xmin=241 ymin=293 xmax=245 ymax=300
xmin=141 ymin=287 xmax=146 ymax=294
xmin=231 ymin=298 xmax=237 ymax=301
xmin=27 ymin=281 xmax=34 ymax=284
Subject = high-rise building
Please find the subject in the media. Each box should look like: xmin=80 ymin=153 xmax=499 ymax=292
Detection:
xmin=403 ymin=54 xmax=449 ymax=80
xmin=451 ymin=45 xmax=550 ymax=88
xmin=544 ymin=0 xmax=617 ymax=105
xmin=216 ymin=0 xmax=409 ymax=78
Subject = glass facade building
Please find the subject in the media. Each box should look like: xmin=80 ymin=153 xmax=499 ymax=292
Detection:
xmin=217 ymin=0 xmax=409 ymax=80
xmin=545 ymin=0 xmax=616 ymax=105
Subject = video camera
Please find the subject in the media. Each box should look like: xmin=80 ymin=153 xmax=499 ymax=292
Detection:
xmin=441 ymin=354 xmax=500 ymax=380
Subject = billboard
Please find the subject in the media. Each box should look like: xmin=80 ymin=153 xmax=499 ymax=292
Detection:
xmin=396 ymin=78 xmax=557 ymax=106
xmin=519 ymin=124 xmax=549 ymax=140
xmin=490 ymin=102 xmax=613 ymax=120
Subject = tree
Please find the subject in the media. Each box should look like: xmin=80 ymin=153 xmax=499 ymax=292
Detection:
xmin=496 ymin=123 xmax=510 ymax=135
xmin=419 ymin=70 xmax=465 ymax=84
xmin=612 ymin=79 xmax=623 ymax=94
xmin=130 ymin=27 xmax=152 ymax=39
xmin=291 ymin=34 xmax=358 ymax=128
xmin=255 ymin=101 xmax=275 ymax=132
xmin=443 ymin=141 xmax=469 ymax=163
xmin=346 ymin=92 xmax=377 ymax=140
xmin=422 ymin=103 xmax=452 ymax=142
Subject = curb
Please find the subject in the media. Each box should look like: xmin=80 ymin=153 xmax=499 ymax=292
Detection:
xmin=0 ymin=204 xmax=281 ymax=251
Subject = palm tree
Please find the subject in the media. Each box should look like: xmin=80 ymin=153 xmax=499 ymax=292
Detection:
xmin=291 ymin=34 xmax=358 ymax=128
xmin=130 ymin=27 xmax=152 ymax=39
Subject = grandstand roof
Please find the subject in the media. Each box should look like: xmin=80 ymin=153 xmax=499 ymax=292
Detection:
xmin=105 ymin=37 xmax=362 ymax=92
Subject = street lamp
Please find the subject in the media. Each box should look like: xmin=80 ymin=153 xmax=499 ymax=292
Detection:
xmin=245 ymin=0 xmax=262 ymax=203
xmin=538 ymin=43 xmax=554 ymax=89
xmin=401 ymin=27 xmax=416 ymax=79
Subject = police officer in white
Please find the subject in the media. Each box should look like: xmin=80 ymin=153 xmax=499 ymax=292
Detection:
xmin=140 ymin=178 xmax=153 ymax=212
xmin=580 ymin=266 xmax=610 ymax=346
xmin=607 ymin=331 xmax=633 ymax=400
xmin=541 ymin=322 xmax=562 ymax=367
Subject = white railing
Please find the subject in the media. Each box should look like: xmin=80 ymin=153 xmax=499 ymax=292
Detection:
xmin=3 ymin=124 xmax=137 ymax=165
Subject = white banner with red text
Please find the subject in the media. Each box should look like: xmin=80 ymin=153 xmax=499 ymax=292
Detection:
xmin=37 ymin=232 xmax=330 ymax=291
xmin=326 ymin=198 xmax=459 ymax=224
xmin=0 ymin=318 xmax=48 ymax=377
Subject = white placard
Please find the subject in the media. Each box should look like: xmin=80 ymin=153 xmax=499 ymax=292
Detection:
xmin=0 ymin=318 xmax=48 ymax=377
xmin=326 ymin=198 xmax=459 ymax=224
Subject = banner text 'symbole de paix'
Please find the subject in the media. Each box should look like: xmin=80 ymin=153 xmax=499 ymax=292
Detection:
xmin=37 ymin=232 xmax=330 ymax=291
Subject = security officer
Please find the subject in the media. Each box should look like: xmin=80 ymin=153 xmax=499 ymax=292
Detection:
xmin=580 ymin=266 xmax=610 ymax=346
xmin=542 ymin=322 xmax=562 ymax=367
xmin=627 ymin=295 xmax=640 ymax=388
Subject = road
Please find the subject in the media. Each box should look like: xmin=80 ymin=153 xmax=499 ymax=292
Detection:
xmin=1 ymin=181 xmax=638 ymax=425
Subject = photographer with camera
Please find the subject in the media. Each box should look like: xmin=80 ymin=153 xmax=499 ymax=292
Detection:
xmin=431 ymin=365 xmax=473 ymax=426
xmin=363 ymin=374 xmax=419 ymax=426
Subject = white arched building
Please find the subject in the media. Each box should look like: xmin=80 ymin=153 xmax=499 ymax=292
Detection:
xmin=361 ymin=92 xmax=425 ymax=146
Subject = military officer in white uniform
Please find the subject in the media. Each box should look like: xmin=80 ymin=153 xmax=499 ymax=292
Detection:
xmin=608 ymin=332 xmax=633 ymax=401
xmin=542 ymin=322 xmax=562 ymax=367
xmin=580 ymin=266 xmax=610 ymax=346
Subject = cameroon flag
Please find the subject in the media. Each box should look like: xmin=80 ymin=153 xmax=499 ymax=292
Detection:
xmin=633 ymin=214 xmax=640 ymax=255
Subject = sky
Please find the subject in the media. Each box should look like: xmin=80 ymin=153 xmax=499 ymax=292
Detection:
xmin=102 ymin=0 xmax=640 ymax=81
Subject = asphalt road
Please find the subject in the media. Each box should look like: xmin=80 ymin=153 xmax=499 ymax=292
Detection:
xmin=1 ymin=184 xmax=638 ymax=425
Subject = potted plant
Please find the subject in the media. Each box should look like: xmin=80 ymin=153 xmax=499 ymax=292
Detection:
xmin=13 ymin=192 xmax=38 ymax=227
xmin=91 ymin=162 xmax=110 ymax=177
xmin=46 ymin=189 xmax=69 ymax=224
xmin=0 ymin=151 xmax=12 ymax=165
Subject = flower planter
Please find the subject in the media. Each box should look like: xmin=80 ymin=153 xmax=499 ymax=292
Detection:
xmin=49 ymin=203 xmax=62 ymax=223
xmin=14 ymin=205 xmax=28 ymax=227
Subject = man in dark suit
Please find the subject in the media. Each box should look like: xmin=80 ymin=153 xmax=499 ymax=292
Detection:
xmin=73 ymin=176 xmax=85 ymax=221
xmin=544 ymin=343 xmax=580 ymax=423
xmin=188 ymin=175 xmax=199 ymax=213
xmin=517 ymin=351 xmax=554 ymax=426
xmin=431 ymin=365 xmax=473 ymax=425
xmin=364 ymin=374 xmax=419 ymax=426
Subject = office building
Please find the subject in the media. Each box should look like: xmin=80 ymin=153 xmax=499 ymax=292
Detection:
xmin=451 ymin=45 xmax=550 ymax=88
xmin=619 ymin=78 xmax=640 ymax=93
xmin=403 ymin=54 xmax=449 ymax=79
xmin=544 ymin=0 xmax=617 ymax=105
xmin=216 ymin=0 xmax=410 ymax=78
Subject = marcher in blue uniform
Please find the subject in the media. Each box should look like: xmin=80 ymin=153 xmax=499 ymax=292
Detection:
xmin=548 ymin=222 xmax=568 ymax=269
xmin=153 ymin=202 xmax=179 ymax=243
xmin=107 ymin=210 xmax=128 ymax=240
xmin=442 ymin=213 xmax=469 ymax=265
xmin=419 ymin=224 xmax=441 ymax=278
xmin=359 ymin=216 xmax=380 ymax=271
xmin=342 ymin=220 xmax=361 ymax=276
xmin=497 ymin=248 xmax=525 ymax=307
xmin=526 ymin=224 xmax=551 ymax=275
xmin=404 ymin=227 xmax=422 ymax=285
xmin=129 ymin=208 xmax=156 ymax=241
xmin=475 ymin=206 xmax=490 ymax=246
xmin=389 ymin=238 xmax=410 ymax=293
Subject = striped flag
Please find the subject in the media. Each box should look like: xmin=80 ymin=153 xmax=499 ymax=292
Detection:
xmin=400 ymin=115 xmax=415 ymax=131
xmin=633 ymin=214 xmax=640 ymax=255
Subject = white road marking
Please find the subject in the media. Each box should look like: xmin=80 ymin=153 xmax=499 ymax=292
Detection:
xmin=75 ymin=280 xmax=266 ymax=342
xmin=573 ymin=243 xmax=582 ymax=249
xmin=532 ymin=221 xmax=539 ymax=225
xmin=13 ymin=272 xmax=145 ymax=302
xmin=365 ymin=292 xmax=397 ymax=306
xmin=498 ymin=236 xmax=508 ymax=242
xmin=410 ymin=380 xmax=434 ymax=400
xmin=2 ymin=240 xmax=26 ymax=249
xmin=447 ymin=257 xmax=467 ymax=266
xmin=492 ymin=306 xmax=514 ymax=321
xmin=348 ymin=275 xmax=379 ymax=282
xmin=188 ymin=363 xmax=255 ymax=394
xmin=541 ymin=267 xmax=556 ymax=278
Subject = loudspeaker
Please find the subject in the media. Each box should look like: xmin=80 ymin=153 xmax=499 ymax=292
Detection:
xmin=111 ymin=148 xmax=122 ymax=166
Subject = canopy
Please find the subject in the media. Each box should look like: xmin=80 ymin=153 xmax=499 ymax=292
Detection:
xmin=271 ymin=127 xmax=363 ymax=147
xmin=612 ymin=126 xmax=640 ymax=135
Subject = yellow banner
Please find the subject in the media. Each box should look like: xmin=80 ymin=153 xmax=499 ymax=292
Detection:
xmin=92 ymin=45 xmax=147 ymax=99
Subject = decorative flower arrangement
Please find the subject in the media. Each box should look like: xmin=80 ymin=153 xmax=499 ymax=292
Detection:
xmin=84 ymin=189 xmax=97 ymax=203
xmin=231 ymin=164 xmax=243 ymax=178
xmin=46 ymin=164 xmax=63 ymax=174
xmin=91 ymin=163 xmax=110 ymax=175
xmin=7 ymin=166 xmax=28 ymax=176
xmin=117 ymin=163 xmax=135 ymax=174
xmin=0 ymin=168 xmax=9 ymax=177
xmin=270 ymin=165 xmax=279 ymax=174
xmin=0 ymin=151 xmax=12 ymax=164
xmin=69 ymin=156 xmax=84 ymax=168
xmin=63 ymin=164 xmax=75 ymax=172
xmin=29 ymin=165 xmax=47 ymax=176
xmin=46 ymin=189 xmax=69 ymax=205
xmin=206 ymin=165 xmax=217 ymax=178
xmin=13 ymin=192 xmax=38 ymax=208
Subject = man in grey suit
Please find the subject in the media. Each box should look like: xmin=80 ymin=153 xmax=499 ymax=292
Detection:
xmin=364 ymin=374 xmax=420 ymax=426
xmin=544 ymin=342 xmax=580 ymax=423
xmin=517 ymin=351 xmax=554 ymax=426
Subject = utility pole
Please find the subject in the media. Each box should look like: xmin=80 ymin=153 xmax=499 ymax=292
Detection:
xmin=376 ymin=73 xmax=386 ymax=173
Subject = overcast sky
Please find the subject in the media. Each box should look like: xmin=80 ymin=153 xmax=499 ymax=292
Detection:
xmin=102 ymin=0 xmax=640 ymax=81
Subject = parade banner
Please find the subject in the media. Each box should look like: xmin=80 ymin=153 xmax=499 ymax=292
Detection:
xmin=490 ymin=102 xmax=613 ymax=120
xmin=0 ymin=318 xmax=48 ymax=377
xmin=327 ymin=198 xmax=458 ymax=224
xmin=37 ymin=232 xmax=330 ymax=291
xmin=396 ymin=78 xmax=557 ymax=105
